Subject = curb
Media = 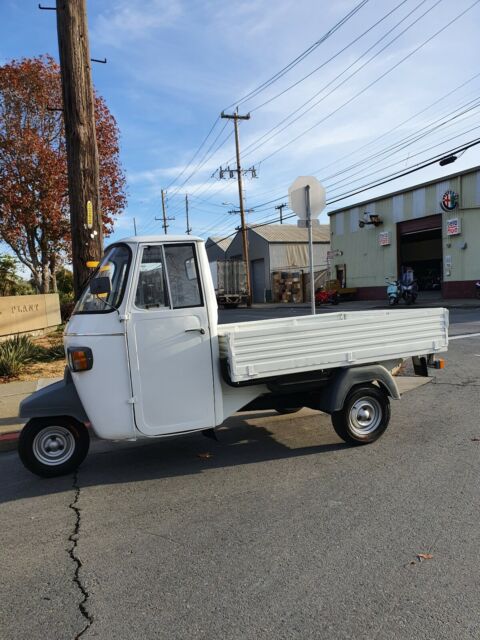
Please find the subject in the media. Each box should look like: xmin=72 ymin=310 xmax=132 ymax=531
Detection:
xmin=0 ymin=430 xmax=20 ymax=453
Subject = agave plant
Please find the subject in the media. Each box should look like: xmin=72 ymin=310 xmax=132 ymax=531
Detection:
xmin=0 ymin=335 xmax=41 ymax=377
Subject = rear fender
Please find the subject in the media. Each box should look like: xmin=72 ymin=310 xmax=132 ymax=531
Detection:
xmin=316 ymin=364 xmax=400 ymax=414
xmin=19 ymin=367 xmax=89 ymax=424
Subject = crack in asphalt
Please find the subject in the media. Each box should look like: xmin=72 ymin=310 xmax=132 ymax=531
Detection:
xmin=68 ymin=471 xmax=93 ymax=639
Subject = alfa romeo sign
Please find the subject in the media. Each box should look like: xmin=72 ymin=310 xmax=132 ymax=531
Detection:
xmin=440 ymin=190 xmax=458 ymax=212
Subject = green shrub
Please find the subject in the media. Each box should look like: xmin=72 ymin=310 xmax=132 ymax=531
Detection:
xmin=0 ymin=335 xmax=41 ymax=377
xmin=41 ymin=342 xmax=65 ymax=361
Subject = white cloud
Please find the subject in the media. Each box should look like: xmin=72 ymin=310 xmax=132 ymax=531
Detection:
xmin=93 ymin=0 xmax=183 ymax=46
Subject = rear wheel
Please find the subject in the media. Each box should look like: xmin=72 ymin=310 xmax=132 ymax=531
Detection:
xmin=18 ymin=417 xmax=90 ymax=478
xmin=331 ymin=385 xmax=390 ymax=445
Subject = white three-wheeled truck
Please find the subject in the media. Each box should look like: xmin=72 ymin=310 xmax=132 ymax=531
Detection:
xmin=18 ymin=236 xmax=448 ymax=477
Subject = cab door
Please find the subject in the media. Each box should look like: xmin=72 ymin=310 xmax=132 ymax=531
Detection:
xmin=127 ymin=242 xmax=216 ymax=436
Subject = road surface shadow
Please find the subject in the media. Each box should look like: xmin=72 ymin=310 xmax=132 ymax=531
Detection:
xmin=0 ymin=410 xmax=350 ymax=505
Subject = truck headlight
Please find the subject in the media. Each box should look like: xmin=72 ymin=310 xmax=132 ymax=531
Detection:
xmin=67 ymin=347 xmax=93 ymax=372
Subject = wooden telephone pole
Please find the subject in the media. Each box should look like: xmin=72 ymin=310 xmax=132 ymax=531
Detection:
xmin=56 ymin=0 xmax=103 ymax=299
xmin=220 ymin=110 xmax=252 ymax=306
xmin=155 ymin=189 xmax=175 ymax=233
xmin=185 ymin=194 xmax=192 ymax=234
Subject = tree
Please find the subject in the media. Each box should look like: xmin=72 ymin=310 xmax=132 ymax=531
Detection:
xmin=0 ymin=56 xmax=126 ymax=292
xmin=0 ymin=254 xmax=34 ymax=296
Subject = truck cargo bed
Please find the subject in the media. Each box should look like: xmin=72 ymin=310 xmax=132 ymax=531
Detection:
xmin=218 ymin=308 xmax=448 ymax=383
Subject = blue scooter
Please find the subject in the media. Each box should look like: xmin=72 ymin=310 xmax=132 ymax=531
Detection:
xmin=386 ymin=278 xmax=400 ymax=306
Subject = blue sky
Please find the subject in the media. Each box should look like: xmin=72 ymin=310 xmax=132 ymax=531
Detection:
xmin=1 ymin=0 xmax=480 ymax=245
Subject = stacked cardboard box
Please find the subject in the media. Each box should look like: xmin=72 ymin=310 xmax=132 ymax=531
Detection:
xmin=271 ymin=271 xmax=303 ymax=303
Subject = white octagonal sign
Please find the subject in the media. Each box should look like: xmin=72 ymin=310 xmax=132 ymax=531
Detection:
xmin=288 ymin=176 xmax=326 ymax=219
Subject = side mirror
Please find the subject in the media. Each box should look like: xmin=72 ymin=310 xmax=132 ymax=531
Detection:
xmin=90 ymin=276 xmax=111 ymax=296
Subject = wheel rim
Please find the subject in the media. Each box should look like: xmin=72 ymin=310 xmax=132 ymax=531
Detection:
xmin=33 ymin=426 xmax=75 ymax=466
xmin=349 ymin=397 xmax=382 ymax=436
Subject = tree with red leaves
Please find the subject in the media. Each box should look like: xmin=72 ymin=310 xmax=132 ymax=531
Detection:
xmin=0 ymin=55 xmax=126 ymax=293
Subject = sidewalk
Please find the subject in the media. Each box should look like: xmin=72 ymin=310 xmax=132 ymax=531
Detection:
xmin=0 ymin=378 xmax=61 ymax=452
xmin=252 ymin=297 xmax=480 ymax=311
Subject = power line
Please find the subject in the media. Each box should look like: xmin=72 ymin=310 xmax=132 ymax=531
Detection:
xmin=222 ymin=0 xmax=370 ymax=111
xmin=164 ymin=2 xmax=370 ymax=196
xmin=250 ymin=0 xmax=410 ymax=114
xmin=164 ymin=117 xmax=220 ymax=191
xmin=256 ymin=0 xmax=480 ymax=165
xmin=204 ymin=137 xmax=480 ymax=250
xmin=168 ymin=121 xmax=232 ymax=198
xmin=242 ymin=0 xmax=443 ymax=162
xmin=322 ymin=97 xmax=480 ymax=187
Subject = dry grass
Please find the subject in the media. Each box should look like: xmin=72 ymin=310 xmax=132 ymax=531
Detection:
xmin=0 ymin=329 xmax=66 ymax=384
xmin=13 ymin=359 xmax=66 ymax=382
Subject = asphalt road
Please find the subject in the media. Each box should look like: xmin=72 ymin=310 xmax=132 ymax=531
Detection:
xmin=1 ymin=309 xmax=479 ymax=640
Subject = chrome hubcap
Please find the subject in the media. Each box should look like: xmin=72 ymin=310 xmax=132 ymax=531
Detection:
xmin=349 ymin=397 xmax=382 ymax=436
xmin=33 ymin=426 xmax=75 ymax=466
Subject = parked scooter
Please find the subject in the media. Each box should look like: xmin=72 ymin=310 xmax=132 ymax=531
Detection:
xmin=400 ymin=272 xmax=418 ymax=305
xmin=315 ymin=287 xmax=340 ymax=306
xmin=385 ymin=278 xmax=400 ymax=306
xmin=476 ymin=281 xmax=480 ymax=299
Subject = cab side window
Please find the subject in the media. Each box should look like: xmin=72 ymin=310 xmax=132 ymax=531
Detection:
xmin=135 ymin=246 xmax=169 ymax=309
xmin=164 ymin=244 xmax=203 ymax=308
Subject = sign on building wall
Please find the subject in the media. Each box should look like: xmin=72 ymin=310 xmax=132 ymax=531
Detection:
xmin=446 ymin=217 xmax=461 ymax=236
xmin=378 ymin=231 xmax=391 ymax=246
xmin=441 ymin=190 xmax=459 ymax=212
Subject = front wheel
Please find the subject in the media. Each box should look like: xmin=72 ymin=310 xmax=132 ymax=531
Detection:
xmin=18 ymin=417 xmax=90 ymax=478
xmin=331 ymin=385 xmax=390 ymax=445
xmin=388 ymin=296 xmax=396 ymax=306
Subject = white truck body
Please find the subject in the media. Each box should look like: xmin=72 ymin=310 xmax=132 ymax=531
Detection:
xmin=19 ymin=235 xmax=448 ymax=477
xmin=219 ymin=308 xmax=448 ymax=384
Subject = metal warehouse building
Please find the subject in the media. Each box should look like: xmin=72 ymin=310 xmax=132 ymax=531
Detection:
xmin=205 ymin=235 xmax=233 ymax=262
xmin=328 ymin=165 xmax=480 ymax=299
xmin=225 ymin=224 xmax=330 ymax=303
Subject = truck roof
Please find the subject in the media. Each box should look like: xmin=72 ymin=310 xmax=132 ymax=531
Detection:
xmin=118 ymin=235 xmax=204 ymax=244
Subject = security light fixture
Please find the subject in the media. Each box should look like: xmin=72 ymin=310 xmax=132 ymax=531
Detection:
xmin=358 ymin=212 xmax=383 ymax=228
xmin=439 ymin=155 xmax=457 ymax=166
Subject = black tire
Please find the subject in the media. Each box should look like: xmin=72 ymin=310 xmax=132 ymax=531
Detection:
xmin=331 ymin=297 xmax=339 ymax=305
xmin=18 ymin=417 xmax=90 ymax=478
xmin=331 ymin=384 xmax=390 ymax=445
xmin=388 ymin=297 xmax=395 ymax=306
xmin=275 ymin=407 xmax=302 ymax=415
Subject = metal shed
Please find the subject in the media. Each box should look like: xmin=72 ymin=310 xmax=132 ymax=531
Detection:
xmin=226 ymin=224 xmax=330 ymax=303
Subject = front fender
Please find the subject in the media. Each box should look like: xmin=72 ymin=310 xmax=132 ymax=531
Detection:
xmin=316 ymin=364 xmax=400 ymax=414
xmin=19 ymin=367 xmax=89 ymax=424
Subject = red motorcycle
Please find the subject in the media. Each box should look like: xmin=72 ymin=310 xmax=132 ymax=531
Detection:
xmin=315 ymin=287 xmax=340 ymax=306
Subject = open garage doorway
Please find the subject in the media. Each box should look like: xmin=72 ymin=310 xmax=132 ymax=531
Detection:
xmin=397 ymin=214 xmax=442 ymax=295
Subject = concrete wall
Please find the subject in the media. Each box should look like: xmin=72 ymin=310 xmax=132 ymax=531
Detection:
xmin=330 ymin=168 xmax=480 ymax=296
xmin=0 ymin=294 xmax=61 ymax=338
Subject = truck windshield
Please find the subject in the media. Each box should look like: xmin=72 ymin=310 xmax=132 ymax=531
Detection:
xmin=73 ymin=244 xmax=131 ymax=314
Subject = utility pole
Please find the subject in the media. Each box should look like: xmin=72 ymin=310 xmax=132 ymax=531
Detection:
xmin=55 ymin=0 xmax=103 ymax=299
xmin=155 ymin=189 xmax=175 ymax=234
xmin=220 ymin=110 xmax=252 ymax=306
xmin=275 ymin=202 xmax=287 ymax=224
xmin=185 ymin=194 xmax=192 ymax=235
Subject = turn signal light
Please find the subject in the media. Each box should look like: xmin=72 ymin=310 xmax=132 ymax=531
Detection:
xmin=68 ymin=347 xmax=93 ymax=372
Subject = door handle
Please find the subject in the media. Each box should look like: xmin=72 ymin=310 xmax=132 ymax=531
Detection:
xmin=185 ymin=328 xmax=206 ymax=335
